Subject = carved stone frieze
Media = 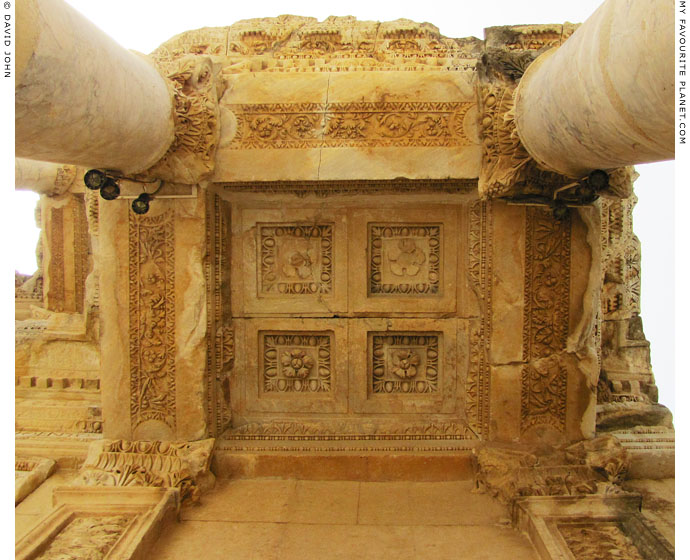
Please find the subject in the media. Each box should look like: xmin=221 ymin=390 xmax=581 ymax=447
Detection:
xmin=77 ymin=438 xmax=215 ymax=503
xmin=228 ymin=102 xmax=472 ymax=150
xmin=558 ymin=523 xmax=645 ymax=560
xmin=151 ymin=16 xmax=482 ymax=73
xmin=34 ymin=515 xmax=134 ymax=560
xmin=222 ymin=179 xmax=476 ymax=197
xmin=484 ymin=24 xmax=578 ymax=52
xmin=146 ymin=56 xmax=225 ymax=184
xmin=521 ymin=207 xmax=571 ymax=434
xmin=224 ymin=420 xmax=475 ymax=441
xmin=128 ymin=210 xmax=176 ymax=433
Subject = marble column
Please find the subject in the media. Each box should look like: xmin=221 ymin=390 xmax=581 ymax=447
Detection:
xmin=16 ymin=0 xmax=174 ymax=174
xmin=15 ymin=158 xmax=77 ymax=196
xmin=514 ymin=0 xmax=674 ymax=178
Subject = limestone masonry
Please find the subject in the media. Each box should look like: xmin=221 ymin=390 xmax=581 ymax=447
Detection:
xmin=15 ymin=1 xmax=675 ymax=558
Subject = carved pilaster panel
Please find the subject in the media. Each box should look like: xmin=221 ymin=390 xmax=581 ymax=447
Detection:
xmin=465 ymin=200 xmax=492 ymax=438
xmin=128 ymin=210 xmax=176 ymax=433
xmin=205 ymin=194 xmax=232 ymax=437
xmin=46 ymin=207 xmax=65 ymax=312
xmin=73 ymin=197 xmax=88 ymax=314
xmin=521 ymin=208 xmax=570 ymax=434
xmin=43 ymin=196 xmax=89 ymax=314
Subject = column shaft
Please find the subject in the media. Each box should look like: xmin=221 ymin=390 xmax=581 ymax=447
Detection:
xmin=514 ymin=0 xmax=674 ymax=178
xmin=16 ymin=0 xmax=174 ymax=174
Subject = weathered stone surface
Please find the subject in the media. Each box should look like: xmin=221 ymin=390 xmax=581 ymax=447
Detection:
xmin=15 ymin=457 xmax=56 ymax=505
xmin=77 ymin=438 xmax=215 ymax=504
xmin=14 ymin=6 xmax=676 ymax=556
xmin=474 ymin=434 xmax=629 ymax=503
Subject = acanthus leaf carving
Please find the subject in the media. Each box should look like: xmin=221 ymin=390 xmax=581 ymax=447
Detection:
xmin=77 ymin=438 xmax=215 ymax=504
xmin=474 ymin=435 xmax=629 ymax=504
xmin=146 ymin=56 xmax=225 ymax=184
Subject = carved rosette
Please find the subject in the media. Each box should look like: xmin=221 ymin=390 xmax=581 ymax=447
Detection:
xmin=259 ymin=223 xmax=334 ymax=296
xmin=129 ymin=210 xmax=176 ymax=433
xmin=147 ymin=56 xmax=224 ymax=184
xmin=369 ymin=224 xmax=441 ymax=296
xmin=521 ymin=207 xmax=571 ymax=434
xmin=370 ymin=333 xmax=440 ymax=394
xmin=262 ymin=332 xmax=332 ymax=393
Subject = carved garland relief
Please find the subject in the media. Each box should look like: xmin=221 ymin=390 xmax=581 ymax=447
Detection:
xmin=521 ymin=208 xmax=571 ymax=434
xmin=228 ymin=102 xmax=472 ymax=149
xmin=129 ymin=210 xmax=176 ymax=433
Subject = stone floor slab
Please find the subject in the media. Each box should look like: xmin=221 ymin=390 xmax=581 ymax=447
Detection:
xmin=412 ymin=524 xmax=538 ymax=559
xmin=153 ymin=520 xmax=284 ymax=560
xmin=181 ymin=478 xmax=297 ymax=523
xmin=286 ymin=480 xmax=360 ymax=525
